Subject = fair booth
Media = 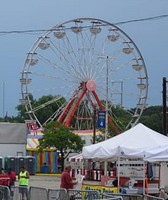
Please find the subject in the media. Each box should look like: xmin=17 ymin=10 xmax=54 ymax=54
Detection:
xmin=82 ymin=123 xmax=168 ymax=195
xmin=68 ymin=153 xmax=86 ymax=178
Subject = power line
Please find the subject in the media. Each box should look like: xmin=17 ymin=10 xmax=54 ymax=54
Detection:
xmin=115 ymin=14 xmax=168 ymax=25
xmin=0 ymin=14 xmax=168 ymax=35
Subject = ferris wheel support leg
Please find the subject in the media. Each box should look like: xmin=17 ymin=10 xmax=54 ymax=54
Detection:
xmin=64 ymin=88 xmax=87 ymax=127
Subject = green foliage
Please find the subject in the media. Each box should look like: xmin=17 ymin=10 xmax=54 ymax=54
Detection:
xmin=139 ymin=106 xmax=163 ymax=133
xmin=5 ymin=93 xmax=165 ymax=135
xmin=38 ymin=121 xmax=85 ymax=172
xmin=111 ymin=106 xmax=132 ymax=131
xmin=32 ymin=95 xmax=66 ymax=125
xmin=16 ymin=94 xmax=67 ymax=125
xmin=39 ymin=121 xmax=85 ymax=151
xmin=16 ymin=94 xmax=35 ymax=122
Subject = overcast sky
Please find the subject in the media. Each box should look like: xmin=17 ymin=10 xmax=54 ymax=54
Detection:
xmin=0 ymin=0 xmax=168 ymax=117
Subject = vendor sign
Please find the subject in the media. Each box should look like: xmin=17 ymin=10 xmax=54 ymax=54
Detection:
xmin=82 ymin=183 xmax=118 ymax=197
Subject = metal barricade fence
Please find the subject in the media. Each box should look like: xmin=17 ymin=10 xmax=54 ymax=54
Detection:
xmin=94 ymin=199 xmax=122 ymax=200
xmin=12 ymin=186 xmax=48 ymax=200
xmin=12 ymin=186 xmax=29 ymax=200
xmin=67 ymin=189 xmax=101 ymax=200
xmin=94 ymin=198 xmax=121 ymax=200
xmin=102 ymin=193 xmax=143 ymax=200
xmin=10 ymin=186 xmax=166 ymax=200
xmin=0 ymin=186 xmax=10 ymax=200
xmin=102 ymin=193 xmax=123 ymax=200
xmin=143 ymin=195 xmax=164 ymax=200
xmin=48 ymin=188 xmax=68 ymax=200
xmin=29 ymin=186 xmax=48 ymax=200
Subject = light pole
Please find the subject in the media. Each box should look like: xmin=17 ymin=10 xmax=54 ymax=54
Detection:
xmin=162 ymin=77 xmax=167 ymax=135
xmin=105 ymin=56 xmax=109 ymax=140
xmin=111 ymin=81 xmax=123 ymax=106
xmin=99 ymin=55 xmax=112 ymax=175
xmin=104 ymin=56 xmax=109 ymax=175
xmin=2 ymin=81 xmax=5 ymax=118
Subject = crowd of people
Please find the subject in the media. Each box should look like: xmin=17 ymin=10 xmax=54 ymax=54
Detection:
xmin=0 ymin=164 xmax=75 ymax=199
xmin=0 ymin=167 xmax=16 ymax=188
xmin=0 ymin=166 xmax=30 ymax=200
xmin=1 ymin=164 xmax=166 ymax=200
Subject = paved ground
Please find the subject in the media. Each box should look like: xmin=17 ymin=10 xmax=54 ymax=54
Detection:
xmin=15 ymin=174 xmax=62 ymax=189
xmin=15 ymin=174 xmax=98 ymax=190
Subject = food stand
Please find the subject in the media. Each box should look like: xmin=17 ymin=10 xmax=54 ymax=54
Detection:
xmin=82 ymin=123 xmax=168 ymax=195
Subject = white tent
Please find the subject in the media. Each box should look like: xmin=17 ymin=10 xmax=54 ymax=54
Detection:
xmin=82 ymin=123 xmax=168 ymax=162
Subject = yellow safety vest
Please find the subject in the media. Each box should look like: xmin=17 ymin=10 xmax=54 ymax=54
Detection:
xmin=19 ymin=171 xmax=29 ymax=186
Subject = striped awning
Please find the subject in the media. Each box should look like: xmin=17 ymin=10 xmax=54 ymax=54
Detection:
xmin=27 ymin=138 xmax=39 ymax=149
xmin=28 ymin=128 xmax=43 ymax=136
xmin=68 ymin=154 xmax=83 ymax=162
xmin=73 ymin=129 xmax=102 ymax=136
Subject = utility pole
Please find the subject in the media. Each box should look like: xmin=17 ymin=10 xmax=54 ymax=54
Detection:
xmin=162 ymin=77 xmax=167 ymax=135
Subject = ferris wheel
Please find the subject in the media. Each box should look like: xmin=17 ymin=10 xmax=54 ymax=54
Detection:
xmin=20 ymin=18 xmax=148 ymax=134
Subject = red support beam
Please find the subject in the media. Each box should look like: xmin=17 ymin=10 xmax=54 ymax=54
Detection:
xmin=64 ymin=88 xmax=87 ymax=127
xmin=57 ymin=97 xmax=76 ymax=123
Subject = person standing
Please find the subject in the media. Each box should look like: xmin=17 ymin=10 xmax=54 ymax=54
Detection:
xmin=7 ymin=168 xmax=16 ymax=196
xmin=18 ymin=166 xmax=30 ymax=200
xmin=0 ymin=168 xmax=10 ymax=186
xmin=60 ymin=165 xmax=77 ymax=190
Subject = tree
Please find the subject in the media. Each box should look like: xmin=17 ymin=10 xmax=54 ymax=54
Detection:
xmin=16 ymin=94 xmax=67 ymax=125
xmin=14 ymin=94 xmax=164 ymax=133
xmin=139 ymin=106 xmax=163 ymax=133
xmin=16 ymin=94 xmax=35 ymax=122
xmin=38 ymin=121 xmax=85 ymax=172
xmin=34 ymin=95 xmax=66 ymax=125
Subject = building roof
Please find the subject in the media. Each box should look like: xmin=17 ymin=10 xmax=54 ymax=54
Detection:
xmin=0 ymin=122 xmax=27 ymax=144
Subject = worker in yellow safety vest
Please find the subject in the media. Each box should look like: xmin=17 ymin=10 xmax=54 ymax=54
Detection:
xmin=18 ymin=166 xmax=30 ymax=200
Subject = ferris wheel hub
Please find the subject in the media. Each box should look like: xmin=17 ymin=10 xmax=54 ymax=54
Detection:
xmin=86 ymin=80 xmax=97 ymax=91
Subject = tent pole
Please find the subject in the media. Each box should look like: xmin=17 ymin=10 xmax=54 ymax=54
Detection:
xmin=104 ymin=161 xmax=107 ymax=176
xmin=158 ymin=162 xmax=161 ymax=190
xmin=143 ymin=161 xmax=147 ymax=195
xmin=117 ymin=157 xmax=120 ymax=192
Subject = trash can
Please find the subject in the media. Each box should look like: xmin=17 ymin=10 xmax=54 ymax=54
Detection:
xmin=41 ymin=164 xmax=49 ymax=173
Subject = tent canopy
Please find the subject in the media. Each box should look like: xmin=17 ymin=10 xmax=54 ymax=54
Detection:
xmin=82 ymin=123 xmax=168 ymax=162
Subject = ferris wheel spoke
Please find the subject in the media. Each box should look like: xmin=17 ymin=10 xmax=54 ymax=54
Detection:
xmin=30 ymin=96 xmax=63 ymax=112
xmin=43 ymin=102 xmax=67 ymax=124
xmin=53 ymin=33 xmax=84 ymax=73
xmin=39 ymin=37 xmax=84 ymax=79
xmin=36 ymin=53 xmax=85 ymax=83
